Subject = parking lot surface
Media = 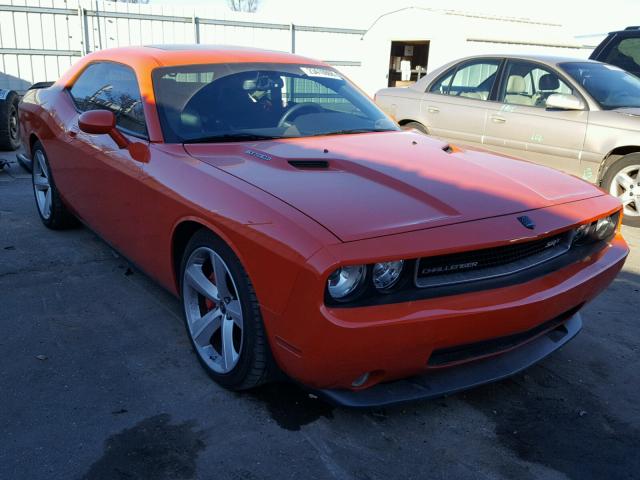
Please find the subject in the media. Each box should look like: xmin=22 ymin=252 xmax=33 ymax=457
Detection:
xmin=1 ymin=150 xmax=639 ymax=480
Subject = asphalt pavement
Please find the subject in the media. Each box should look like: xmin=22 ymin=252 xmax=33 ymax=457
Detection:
xmin=1 ymin=150 xmax=639 ymax=480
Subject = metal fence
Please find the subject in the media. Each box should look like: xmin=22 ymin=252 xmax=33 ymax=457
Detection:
xmin=0 ymin=0 xmax=365 ymax=92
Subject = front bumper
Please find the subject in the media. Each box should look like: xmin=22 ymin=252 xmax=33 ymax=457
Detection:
xmin=261 ymin=195 xmax=628 ymax=404
xmin=316 ymin=311 xmax=582 ymax=408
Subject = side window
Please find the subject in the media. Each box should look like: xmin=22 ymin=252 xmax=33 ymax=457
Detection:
xmin=500 ymin=61 xmax=573 ymax=108
xmin=446 ymin=61 xmax=499 ymax=100
xmin=604 ymin=37 xmax=640 ymax=73
xmin=70 ymin=62 xmax=147 ymax=137
xmin=429 ymin=69 xmax=454 ymax=94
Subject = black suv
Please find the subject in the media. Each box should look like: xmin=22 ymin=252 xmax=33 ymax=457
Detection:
xmin=590 ymin=26 xmax=640 ymax=77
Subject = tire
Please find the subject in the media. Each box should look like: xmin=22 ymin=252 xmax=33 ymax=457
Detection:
xmin=401 ymin=121 xmax=428 ymax=134
xmin=0 ymin=90 xmax=21 ymax=151
xmin=31 ymin=141 xmax=77 ymax=229
xmin=602 ymin=154 xmax=640 ymax=228
xmin=180 ymin=229 xmax=275 ymax=390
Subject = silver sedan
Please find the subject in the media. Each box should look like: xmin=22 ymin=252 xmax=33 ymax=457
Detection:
xmin=375 ymin=55 xmax=640 ymax=226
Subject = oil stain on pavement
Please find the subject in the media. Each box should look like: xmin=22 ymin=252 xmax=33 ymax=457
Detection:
xmin=80 ymin=414 xmax=206 ymax=480
xmin=248 ymin=382 xmax=335 ymax=431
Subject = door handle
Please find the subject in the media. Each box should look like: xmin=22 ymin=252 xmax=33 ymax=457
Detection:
xmin=490 ymin=115 xmax=506 ymax=124
xmin=427 ymin=106 xmax=440 ymax=113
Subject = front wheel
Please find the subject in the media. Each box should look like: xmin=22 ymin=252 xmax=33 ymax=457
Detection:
xmin=180 ymin=229 xmax=275 ymax=390
xmin=602 ymin=154 xmax=640 ymax=228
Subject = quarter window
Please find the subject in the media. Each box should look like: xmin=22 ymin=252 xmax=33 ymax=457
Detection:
xmin=429 ymin=70 xmax=454 ymax=94
xmin=69 ymin=62 xmax=147 ymax=137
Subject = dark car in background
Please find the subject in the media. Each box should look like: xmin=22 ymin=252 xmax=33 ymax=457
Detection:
xmin=591 ymin=26 xmax=640 ymax=77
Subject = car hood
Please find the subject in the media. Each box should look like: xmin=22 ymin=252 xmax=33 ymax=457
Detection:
xmin=184 ymin=131 xmax=603 ymax=242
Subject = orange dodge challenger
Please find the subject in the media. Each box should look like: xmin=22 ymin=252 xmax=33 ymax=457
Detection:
xmin=18 ymin=46 xmax=628 ymax=407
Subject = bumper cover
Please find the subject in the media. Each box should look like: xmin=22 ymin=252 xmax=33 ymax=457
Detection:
xmin=316 ymin=311 xmax=582 ymax=408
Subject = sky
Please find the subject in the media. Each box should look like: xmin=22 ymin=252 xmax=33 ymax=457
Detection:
xmin=151 ymin=0 xmax=640 ymax=37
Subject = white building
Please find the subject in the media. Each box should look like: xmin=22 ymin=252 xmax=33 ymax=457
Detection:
xmin=0 ymin=1 xmax=590 ymax=95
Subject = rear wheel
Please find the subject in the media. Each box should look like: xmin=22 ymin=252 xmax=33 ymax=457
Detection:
xmin=31 ymin=141 xmax=77 ymax=229
xmin=0 ymin=91 xmax=20 ymax=151
xmin=602 ymin=154 xmax=640 ymax=228
xmin=401 ymin=121 xmax=428 ymax=134
xmin=180 ymin=229 xmax=275 ymax=390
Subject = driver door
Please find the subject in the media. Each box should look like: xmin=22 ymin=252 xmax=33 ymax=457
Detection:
xmin=483 ymin=60 xmax=589 ymax=177
xmin=57 ymin=62 xmax=151 ymax=256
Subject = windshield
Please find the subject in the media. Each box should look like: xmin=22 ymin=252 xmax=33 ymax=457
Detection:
xmin=560 ymin=61 xmax=640 ymax=109
xmin=152 ymin=63 xmax=398 ymax=143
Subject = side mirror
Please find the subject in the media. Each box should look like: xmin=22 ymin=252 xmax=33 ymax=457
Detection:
xmin=78 ymin=110 xmax=129 ymax=148
xmin=545 ymin=93 xmax=585 ymax=111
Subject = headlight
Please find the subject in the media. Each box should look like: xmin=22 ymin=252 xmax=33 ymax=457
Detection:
xmin=573 ymin=223 xmax=592 ymax=244
xmin=573 ymin=211 xmax=620 ymax=245
xmin=373 ymin=260 xmax=404 ymax=290
xmin=327 ymin=265 xmax=366 ymax=300
xmin=594 ymin=215 xmax=616 ymax=240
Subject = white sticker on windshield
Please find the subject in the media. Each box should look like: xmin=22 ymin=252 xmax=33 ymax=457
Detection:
xmin=0 ymin=89 xmax=9 ymax=100
xmin=300 ymin=67 xmax=342 ymax=79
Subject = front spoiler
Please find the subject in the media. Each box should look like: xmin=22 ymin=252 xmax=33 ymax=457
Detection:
xmin=316 ymin=312 xmax=582 ymax=408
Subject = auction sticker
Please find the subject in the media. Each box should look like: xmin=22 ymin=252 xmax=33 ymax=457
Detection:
xmin=0 ymin=89 xmax=9 ymax=100
xmin=300 ymin=67 xmax=342 ymax=79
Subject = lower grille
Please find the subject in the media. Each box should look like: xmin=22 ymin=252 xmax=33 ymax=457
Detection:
xmin=427 ymin=305 xmax=582 ymax=367
xmin=415 ymin=230 xmax=573 ymax=288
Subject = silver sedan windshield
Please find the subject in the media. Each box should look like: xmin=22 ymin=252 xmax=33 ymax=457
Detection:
xmin=561 ymin=62 xmax=640 ymax=109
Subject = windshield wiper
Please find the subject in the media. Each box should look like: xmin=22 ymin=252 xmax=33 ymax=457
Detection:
xmin=308 ymin=128 xmax=395 ymax=137
xmin=183 ymin=133 xmax=279 ymax=144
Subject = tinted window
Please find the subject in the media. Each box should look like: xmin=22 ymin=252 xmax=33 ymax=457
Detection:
xmin=446 ymin=60 xmax=499 ymax=100
xmin=70 ymin=62 xmax=147 ymax=136
xmin=561 ymin=61 xmax=640 ymax=109
xmin=603 ymin=37 xmax=640 ymax=74
xmin=500 ymin=61 xmax=573 ymax=108
xmin=152 ymin=63 xmax=398 ymax=143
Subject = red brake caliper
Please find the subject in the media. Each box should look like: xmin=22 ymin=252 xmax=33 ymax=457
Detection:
xmin=204 ymin=271 xmax=217 ymax=311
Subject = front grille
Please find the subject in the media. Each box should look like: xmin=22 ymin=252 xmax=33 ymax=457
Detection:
xmin=415 ymin=230 xmax=574 ymax=288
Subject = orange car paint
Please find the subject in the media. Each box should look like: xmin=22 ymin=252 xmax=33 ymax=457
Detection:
xmin=19 ymin=46 xmax=629 ymax=391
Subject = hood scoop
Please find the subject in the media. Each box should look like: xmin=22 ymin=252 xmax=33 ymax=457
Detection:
xmin=288 ymin=159 xmax=329 ymax=169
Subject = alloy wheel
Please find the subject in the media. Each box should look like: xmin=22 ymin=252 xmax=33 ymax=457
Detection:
xmin=182 ymin=246 xmax=244 ymax=374
xmin=33 ymin=150 xmax=52 ymax=219
xmin=609 ymin=164 xmax=640 ymax=217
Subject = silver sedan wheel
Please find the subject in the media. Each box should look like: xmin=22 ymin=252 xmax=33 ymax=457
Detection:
xmin=182 ymin=247 xmax=244 ymax=374
xmin=609 ymin=164 xmax=640 ymax=217
xmin=33 ymin=150 xmax=52 ymax=220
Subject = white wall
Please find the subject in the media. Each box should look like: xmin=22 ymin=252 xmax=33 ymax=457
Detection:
xmin=0 ymin=1 xmax=590 ymax=95
xmin=353 ymin=7 xmax=592 ymax=95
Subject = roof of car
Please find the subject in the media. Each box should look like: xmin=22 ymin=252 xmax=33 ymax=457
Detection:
xmin=453 ymin=53 xmax=601 ymax=67
xmin=80 ymin=45 xmax=324 ymax=69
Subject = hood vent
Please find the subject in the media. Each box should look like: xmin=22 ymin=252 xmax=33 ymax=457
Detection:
xmin=288 ymin=160 xmax=329 ymax=169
